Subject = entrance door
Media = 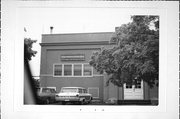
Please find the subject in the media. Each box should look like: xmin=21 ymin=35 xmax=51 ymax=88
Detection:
xmin=124 ymin=80 xmax=143 ymax=100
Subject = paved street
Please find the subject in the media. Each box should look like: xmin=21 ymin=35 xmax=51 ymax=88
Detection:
xmin=41 ymin=100 xmax=108 ymax=105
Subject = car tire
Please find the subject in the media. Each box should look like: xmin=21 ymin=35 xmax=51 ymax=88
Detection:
xmin=87 ymin=100 xmax=91 ymax=104
xmin=79 ymin=100 xmax=84 ymax=105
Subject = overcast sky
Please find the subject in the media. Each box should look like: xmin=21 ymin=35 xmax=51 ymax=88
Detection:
xmin=19 ymin=8 xmax=132 ymax=77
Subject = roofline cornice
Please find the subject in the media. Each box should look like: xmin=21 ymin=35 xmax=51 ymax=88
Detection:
xmin=42 ymin=32 xmax=114 ymax=36
xmin=40 ymin=41 xmax=115 ymax=46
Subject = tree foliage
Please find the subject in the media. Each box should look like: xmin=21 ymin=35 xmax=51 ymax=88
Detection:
xmin=90 ymin=16 xmax=159 ymax=88
xmin=33 ymin=78 xmax=40 ymax=89
xmin=24 ymin=38 xmax=37 ymax=61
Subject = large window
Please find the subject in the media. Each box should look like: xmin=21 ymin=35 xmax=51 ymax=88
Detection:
xmin=74 ymin=64 xmax=82 ymax=76
xmin=54 ymin=65 xmax=62 ymax=76
xmin=83 ymin=64 xmax=92 ymax=76
xmin=53 ymin=64 xmax=93 ymax=77
xmin=64 ymin=64 xmax=72 ymax=76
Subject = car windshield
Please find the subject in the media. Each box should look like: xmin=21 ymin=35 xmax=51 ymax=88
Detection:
xmin=42 ymin=88 xmax=51 ymax=93
xmin=60 ymin=88 xmax=78 ymax=93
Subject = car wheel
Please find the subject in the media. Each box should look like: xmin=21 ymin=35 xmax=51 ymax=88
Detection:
xmin=89 ymin=97 xmax=93 ymax=103
xmin=87 ymin=100 xmax=91 ymax=104
xmin=79 ymin=100 xmax=84 ymax=105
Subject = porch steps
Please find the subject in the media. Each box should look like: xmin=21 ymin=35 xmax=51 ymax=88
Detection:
xmin=118 ymin=100 xmax=153 ymax=105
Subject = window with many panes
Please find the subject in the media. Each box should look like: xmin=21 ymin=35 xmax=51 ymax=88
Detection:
xmin=64 ymin=64 xmax=72 ymax=76
xmin=74 ymin=64 xmax=82 ymax=76
xmin=83 ymin=64 xmax=92 ymax=76
xmin=53 ymin=64 xmax=92 ymax=77
xmin=54 ymin=65 xmax=62 ymax=76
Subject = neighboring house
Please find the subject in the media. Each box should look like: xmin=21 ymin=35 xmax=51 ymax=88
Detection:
xmin=39 ymin=32 xmax=158 ymax=104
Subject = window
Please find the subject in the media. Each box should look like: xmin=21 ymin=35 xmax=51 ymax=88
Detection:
xmin=64 ymin=64 xmax=72 ymax=76
xmin=83 ymin=64 xmax=92 ymax=76
xmin=54 ymin=65 xmax=62 ymax=76
xmin=42 ymin=88 xmax=51 ymax=93
xmin=78 ymin=88 xmax=83 ymax=93
xmin=83 ymin=89 xmax=87 ymax=93
xmin=50 ymin=89 xmax=56 ymax=93
xmin=74 ymin=64 xmax=82 ymax=76
xmin=53 ymin=63 xmax=93 ymax=77
xmin=61 ymin=88 xmax=78 ymax=93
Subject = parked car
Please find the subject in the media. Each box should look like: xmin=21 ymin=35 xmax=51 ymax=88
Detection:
xmin=55 ymin=87 xmax=93 ymax=105
xmin=37 ymin=87 xmax=57 ymax=104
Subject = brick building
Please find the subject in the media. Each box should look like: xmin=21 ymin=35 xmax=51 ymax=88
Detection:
xmin=39 ymin=32 xmax=158 ymax=104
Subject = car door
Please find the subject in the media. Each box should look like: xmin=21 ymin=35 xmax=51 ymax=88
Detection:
xmin=49 ymin=89 xmax=56 ymax=100
xmin=78 ymin=88 xmax=84 ymax=101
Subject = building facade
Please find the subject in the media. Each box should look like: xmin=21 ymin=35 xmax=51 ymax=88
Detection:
xmin=40 ymin=32 xmax=158 ymax=103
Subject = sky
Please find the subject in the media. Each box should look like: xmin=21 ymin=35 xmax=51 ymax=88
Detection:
xmin=19 ymin=7 xmax=132 ymax=77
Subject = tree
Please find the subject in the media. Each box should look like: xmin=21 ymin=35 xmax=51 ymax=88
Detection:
xmin=24 ymin=38 xmax=39 ymax=98
xmin=90 ymin=16 xmax=159 ymax=88
xmin=33 ymin=78 xmax=40 ymax=90
xmin=24 ymin=38 xmax=37 ymax=61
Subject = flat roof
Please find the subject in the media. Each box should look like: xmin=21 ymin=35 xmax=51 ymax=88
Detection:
xmin=61 ymin=87 xmax=86 ymax=89
xmin=42 ymin=32 xmax=115 ymax=43
xmin=42 ymin=32 xmax=114 ymax=35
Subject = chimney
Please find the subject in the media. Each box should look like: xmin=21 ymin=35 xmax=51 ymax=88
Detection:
xmin=50 ymin=26 xmax=53 ymax=34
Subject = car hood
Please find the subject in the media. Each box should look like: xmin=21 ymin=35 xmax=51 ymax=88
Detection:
xmin=56 ymin=92 xmax=79 ymax=96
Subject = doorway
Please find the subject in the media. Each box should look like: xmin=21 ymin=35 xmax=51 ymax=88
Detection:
xmin=124 ymin=80 xmax=143 ymax=100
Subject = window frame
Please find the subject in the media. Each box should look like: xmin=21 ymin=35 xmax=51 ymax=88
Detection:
xmin=53 ymin=64 xmax=63 ymax=77
xmin=73 ymin=64 xmax=83 ymax=76
xmin=83 ymin=64 xmax=93 ymax=77
xmin=64 ymin=64 xmax=73 ymax=76
xmin=53 ymin=63 xmax=93 ymax=77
